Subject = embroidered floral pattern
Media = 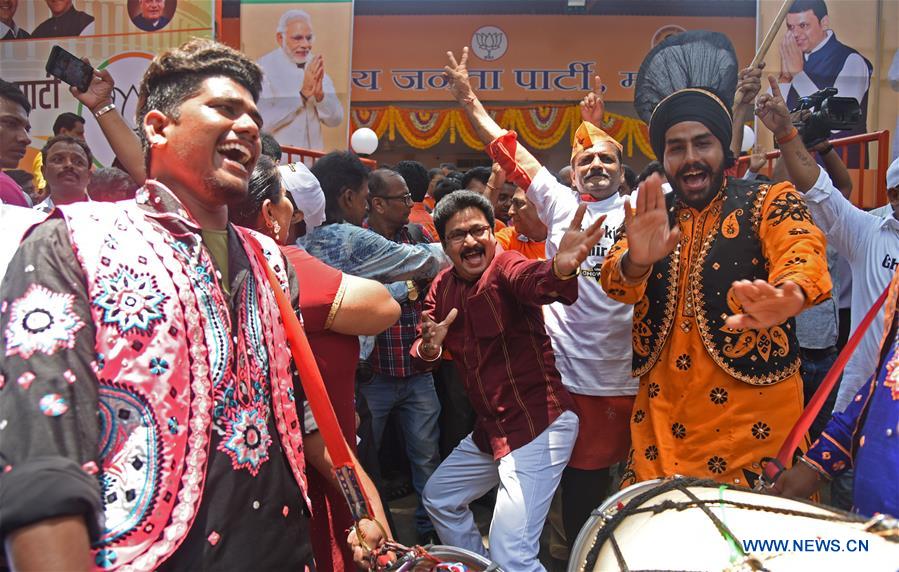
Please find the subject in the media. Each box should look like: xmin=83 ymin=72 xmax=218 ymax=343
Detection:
xmin=633 ymin=409 xmax=645 ymax=423
xmin=5 ymin=284 xmax=85 ymax=359
xmin=94 ymin=267 xmax=168 ymax=335
xmin=676 ymin=354 xmax=692 ymax=371
xmin=671 ymin=422 xmax=686 ymax=439
xmin=220 ymin=407 xmax=273 ymax=476
xmin=710 ymin=387 xmax=729 ymax=405
xmin=766 ymin=192 xmax=812 ymax=227
xmin=707 ymin=455 xmax=727 ymax=474
xmin=644 ymin=445 xmax=659 ymax=461
xmin=149 ymin=357 xmax=169 ymax=376
xmin=751 ymin=421 xmax=771 ymax=440
xmin=647 ymin=382 xmax=660 ymax=398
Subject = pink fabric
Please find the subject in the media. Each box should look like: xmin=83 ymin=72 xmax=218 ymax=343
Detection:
xmin=0 ymin=171 xmax=30 ymax=207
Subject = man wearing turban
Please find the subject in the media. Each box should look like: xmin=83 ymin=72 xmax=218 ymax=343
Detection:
xmin=444 ymin=47 xmax=637 ymax=546
xmin=599 ymin=84 xmax=832 ymax=488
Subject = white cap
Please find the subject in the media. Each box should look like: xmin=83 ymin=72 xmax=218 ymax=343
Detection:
xmin=887 ymin=156 xmax=899 ymax=190
xmin=279 ymin=162 xmax=326 ymax=232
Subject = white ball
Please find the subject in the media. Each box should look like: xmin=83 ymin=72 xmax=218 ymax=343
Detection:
xmin=741 ymin=125 xmax=756 ymax=153
xmin=351 ymin=128 xmax=379 ymax=155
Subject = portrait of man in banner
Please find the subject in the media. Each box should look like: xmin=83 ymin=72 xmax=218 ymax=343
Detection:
xmin=256 ymin=9 xmax=344 ymax=152
xmin=129 ymin=0 xmax=176 ymax=32
xmin=31 ymin=0 xmax=95 ymax=38
xmin=777 ymin=0 xmax=872 ymax=163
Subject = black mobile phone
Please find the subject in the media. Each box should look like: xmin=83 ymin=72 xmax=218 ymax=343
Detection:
xmin=45 ymin=45 xmax=94 ymax=93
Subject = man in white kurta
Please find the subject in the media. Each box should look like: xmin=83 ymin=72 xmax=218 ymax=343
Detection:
xmin=257 ymin=9 xmax=343 ymax=152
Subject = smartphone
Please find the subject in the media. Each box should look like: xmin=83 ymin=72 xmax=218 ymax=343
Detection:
xmin=45 ymin=45 xmax=94 ymax=93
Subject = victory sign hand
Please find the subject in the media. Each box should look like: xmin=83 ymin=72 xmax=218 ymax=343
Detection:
xmin=756 ymin=76 xmax=794 ymax=138
xmin=554 ymin=204 xmax=606 ymax=276
xmin=444 ymin=47 xmax=475 ymax=104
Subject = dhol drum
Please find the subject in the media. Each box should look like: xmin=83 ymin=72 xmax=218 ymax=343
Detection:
xmin=568 ymin=477 xmax=899 ymax=572
xmin=384 ymin=544 xmax=503 ymax=572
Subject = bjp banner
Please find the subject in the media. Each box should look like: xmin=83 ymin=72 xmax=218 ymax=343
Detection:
xmin=1 ymin=0 xmax=215 ymax=171
xmin=240 ymin=0 xmax=353 ymax=154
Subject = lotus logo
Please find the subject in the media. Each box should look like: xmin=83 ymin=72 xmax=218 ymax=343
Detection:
xmin=471 ymin=26 xmax=508 ymax=61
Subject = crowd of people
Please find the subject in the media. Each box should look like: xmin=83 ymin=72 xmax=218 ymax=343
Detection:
xmin=0 ymin=23 xmax=897 ymax=572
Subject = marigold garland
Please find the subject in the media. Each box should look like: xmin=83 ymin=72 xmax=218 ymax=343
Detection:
xmin=350 ymin=104 xmax=655 ymax=159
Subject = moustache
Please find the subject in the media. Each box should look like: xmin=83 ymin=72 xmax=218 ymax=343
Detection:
xmin=460 ymin=245 xmax=485 ymax=257
xmin=677 ymin=163 xmax=711 ymax=178
xmin=585 ymin=168 xmax=608 ymax=180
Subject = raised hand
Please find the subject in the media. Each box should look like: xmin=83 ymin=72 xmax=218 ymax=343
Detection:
xmin=419 ymin=308 xmax=459 ymax=358
xmin=70 ymin=58 xmax=114 ymax=112
xmin=748 ymin=146 xmax=767 ymax=173
xmin=301 ymin=54 xmax=323 ymax=101
xmin=756 ymin=75 xmax=793 ymax=138
xmin=555 ymin=203 xmax=606 ymax=276
xmin=723 ymin=279 xmax=806 ymax=330
xmin=779 ymin=32 xmax=804 ymax=79
xmin=622 ymin=173 xmax=680 ymax=269
xmin=734 ymin=62 xmax=765 ymax=107
xmin=579 ymin=75 xmax=605 ymax=127
xmin=444 ymin=47 xmax=475 ymax=104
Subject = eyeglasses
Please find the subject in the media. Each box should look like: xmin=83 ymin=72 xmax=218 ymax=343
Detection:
xmin=374 ymin=192 xmax=413 ymax=207
xmin=445 ymin=224 xmax=491 ymax=245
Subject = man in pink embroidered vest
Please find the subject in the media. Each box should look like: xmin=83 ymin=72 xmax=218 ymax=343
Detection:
xmin=0 ymin=39 xmax=383 ymax=570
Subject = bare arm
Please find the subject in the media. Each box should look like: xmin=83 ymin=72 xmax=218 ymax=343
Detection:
xmin=328 ymin=274 xmax=401 ymax=336
xmin=303 ymin=431 xmax=392 ymax=537
xmin=483 ymin=162 xmax=505 ymax=211
xmin=444 ymin=48 xmax=506 ymax=143
xmin=818 ymin=145 xmax=853 ymax=199
xmin=72 ymin=62 xmax=147 ymax=183
xmin=6 ymin=516 xmax=92 ymax=572
xmin=756 ymin=76 xmax=820 ymax=193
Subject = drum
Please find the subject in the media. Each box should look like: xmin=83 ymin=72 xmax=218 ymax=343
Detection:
xmin=568 ymin=477 xmax=899 ymax=572
xmin=387 ymin=544 xmax=502 ymax=572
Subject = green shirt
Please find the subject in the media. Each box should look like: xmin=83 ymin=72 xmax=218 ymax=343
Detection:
xmin=201 ymin=229 xmax=229 ymax=294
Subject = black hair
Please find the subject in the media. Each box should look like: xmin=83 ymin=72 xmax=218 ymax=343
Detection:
xmin=228 ymin=155 xmax=281 ymax=227
xmin=445 ymin=171 xmax=465 ymax=185
xmin=395 ymin=160 xmax=429 ymax=203
xmin=428 ymin=168 xmax=443 ymax=182
xmin=0 ymin=78 xmax=30 ymax=114
xmin=636 ymin=161 xmax=665 ymax=184
xmin=622 ymin=164 xmax=638 ymax=191
xmin=52 ymin=112 xmax=85 ymax=135
xmin=41 ymin=135 xmax=93 ymax=165
xmin=789 ymin=0 xmax=827 ymax=20
xmin=88 ymin=167 xmax=139 ymax=202
xmin=432 ymin=190 xmax=495 ymax=243
xmin=5 ymin=169 xmax=33 ymax=186
xmin=310 ymin=151 xmax=370 ymax=223
xmin=433 ymin=177 xmax=462 ymax=205
xmin=439 ymin=162 xmax=457 ymax=172
xmin=137 ymin=39 xmax=263 ymax=164
xmin=260 ymin=132 xmax=282 ymax=162
xmin=460 ymin=166 xmax=491 ymax=190
xmin=368 ymin=167 xmax=400 ymax=198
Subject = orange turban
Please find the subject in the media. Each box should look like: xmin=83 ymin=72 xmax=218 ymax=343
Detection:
xmin=570 ymin=121 xmax=622 ymax=165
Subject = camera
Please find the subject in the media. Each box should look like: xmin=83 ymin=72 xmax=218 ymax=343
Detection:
xmin=790 ymin=87 xmax=861 ymax=148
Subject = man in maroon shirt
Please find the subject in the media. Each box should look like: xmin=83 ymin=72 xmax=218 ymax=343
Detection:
xmin=414 ymin=190 xmax=605 ymax=571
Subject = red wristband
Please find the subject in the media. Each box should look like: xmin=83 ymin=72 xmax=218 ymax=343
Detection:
xmin=776 ymin=127 xmax=799 ymax=146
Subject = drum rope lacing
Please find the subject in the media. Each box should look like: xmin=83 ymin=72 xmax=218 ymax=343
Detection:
xmin=581 ymin=478 xmax=898 ymax=572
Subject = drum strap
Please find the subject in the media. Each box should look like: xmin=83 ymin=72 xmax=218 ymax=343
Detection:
xmin=765 ymin=283 xmax=891 ymax=483
xmin=243 ymin=233 xmax=374 ymax=522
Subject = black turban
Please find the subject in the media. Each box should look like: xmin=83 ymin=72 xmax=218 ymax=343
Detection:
xmin=649 ymin=88 xmax=735 ymax=168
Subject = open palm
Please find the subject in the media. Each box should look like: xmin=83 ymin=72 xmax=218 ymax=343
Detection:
xmin=624 ymin=174 xmax=680 ymax=267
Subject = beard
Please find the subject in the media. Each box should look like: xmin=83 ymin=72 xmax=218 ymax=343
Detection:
xmin=670 ymin=165 xmax=726 ymax=211
xmin=205 ymin=172 xmax=248 ymax=206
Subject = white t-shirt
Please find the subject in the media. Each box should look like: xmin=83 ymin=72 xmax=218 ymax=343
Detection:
xmin=804 ymin=167 xmax=899 ymax=412
xmin=526 ymin=167 xmax=637 ymax=396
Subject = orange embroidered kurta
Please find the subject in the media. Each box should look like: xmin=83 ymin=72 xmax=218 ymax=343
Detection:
xmin=601 ymin=180 xmax=831 ymax=488
xmin=495 ymin=226 xmax=546 ymax=260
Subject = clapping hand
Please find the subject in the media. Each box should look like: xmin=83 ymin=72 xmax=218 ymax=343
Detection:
xmin=554 ymin=204 xmax=606 ymax=276
xmin=301 ymin=54 xmax=324 ymax=101
xmin=579 ymin=75 xmax=606 ymax=127
xmin=779 ymin=32 xmax=804 ymax=80
xmin=622 ymin=173 xmax=680 ymax=268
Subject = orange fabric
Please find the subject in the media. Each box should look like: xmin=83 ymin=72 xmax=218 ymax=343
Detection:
xmin=409 ymin=203 xmax=439 ymax=242
xmin=571 ymin=120 xmax=622 ymax=163
xmin=423 ymin=195 xmax=436 ymax=212
xmin=494 ymin=219 xmax=506 ymax=232
xmin=568 ymin=394 xmax=635 ymax=470
xmin=600 ymin=182 xmax=830 ymax=487
xmin=495 ymin=227 xmax=546 ymax=260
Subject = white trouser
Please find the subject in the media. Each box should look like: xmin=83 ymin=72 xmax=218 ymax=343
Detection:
xmin=422 ymin=410 xmax=578 ymax=572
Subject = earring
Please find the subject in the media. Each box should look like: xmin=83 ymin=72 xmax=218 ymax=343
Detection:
xmin=273 ymin=220 xmax=281 ymax=240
